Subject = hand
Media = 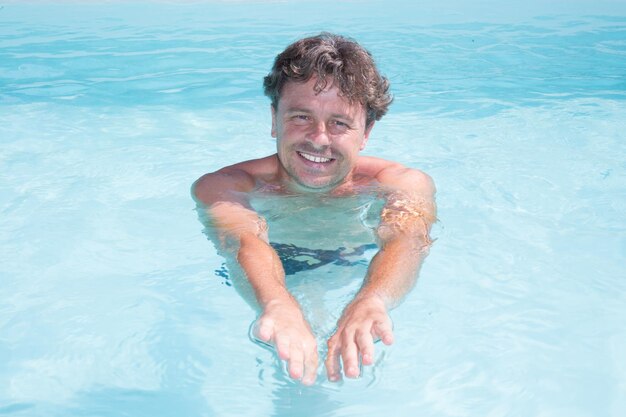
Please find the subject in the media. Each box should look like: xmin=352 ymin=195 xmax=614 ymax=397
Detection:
xmin=253 ymin=299 xmax=319 ymax=385
xmin=325 ymin=295 xmax=393 ymax=381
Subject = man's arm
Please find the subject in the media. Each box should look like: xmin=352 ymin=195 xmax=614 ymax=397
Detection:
xmin=325 ymin=164 xmax=436 ymax=381
xmin=193 ymin=168 xmax=319 ymax=385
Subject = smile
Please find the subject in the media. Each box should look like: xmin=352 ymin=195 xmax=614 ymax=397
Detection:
xmin=297 ymin=151 xmax=334 ymax=164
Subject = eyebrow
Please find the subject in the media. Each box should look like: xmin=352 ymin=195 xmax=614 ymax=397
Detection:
xmin=332 ymin=113 xmax=356 ymax=123
xmin=284 ymin=107 xmax=312 ymax=115
xmin=284 ymin=107 xmax=356 ymax=123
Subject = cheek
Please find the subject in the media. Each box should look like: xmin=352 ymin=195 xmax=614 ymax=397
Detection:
xmin=359 ymin=138 xmax=367 ymax=150
xmin=283 ymin=123 xmax=307 ymax=135
xmin=344 ymin=140 xmax=364 ymax=157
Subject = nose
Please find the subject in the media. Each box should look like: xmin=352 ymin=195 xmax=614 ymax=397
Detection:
xmin=307 ymin=121 xmax=331 ymax=147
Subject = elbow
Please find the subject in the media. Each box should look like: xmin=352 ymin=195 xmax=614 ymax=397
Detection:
xmin=236 ymin=232 xmax=274 ymax=265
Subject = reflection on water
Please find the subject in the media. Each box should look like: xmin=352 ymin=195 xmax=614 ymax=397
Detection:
xmin=252 ymin=321 xmax=390 ymax=417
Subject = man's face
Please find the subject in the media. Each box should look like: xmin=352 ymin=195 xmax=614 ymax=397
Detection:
xmin=271 ymin=77 xmax=373 ymax=192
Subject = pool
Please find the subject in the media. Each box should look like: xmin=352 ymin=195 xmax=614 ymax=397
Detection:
xmin=1 ymin=0 xmax=625 ymax=416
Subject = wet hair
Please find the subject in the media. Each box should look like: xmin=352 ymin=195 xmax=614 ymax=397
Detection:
xmin=263 ymin=32 xmax=392 ymax=127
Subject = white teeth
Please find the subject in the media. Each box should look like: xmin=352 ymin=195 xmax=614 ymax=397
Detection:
xmin=299 ymin=152 xmax=331 ymax=163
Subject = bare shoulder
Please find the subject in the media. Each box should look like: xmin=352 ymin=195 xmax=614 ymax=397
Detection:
xmin=358 ymin=156 xmax=435 ymax=197
xmin=192 ymin=155 xmax=277 ymax=205
xmin=192 ymin=167 xmax=253 ymax=206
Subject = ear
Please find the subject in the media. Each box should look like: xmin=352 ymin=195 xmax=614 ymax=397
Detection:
xmin=270 ymin=105 xmax=277 ymax=138
xmin=360 ymin=121 xmax=374 ymax=150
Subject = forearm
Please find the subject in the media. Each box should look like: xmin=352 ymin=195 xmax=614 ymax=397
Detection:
xmin=236 ymin=232 xmax=297 ymax=309
xmin=237 ymin=232 xmax=318 ymax=384
xmin=326 ymin=236 xmax=429 ymax=380
xmin=356 ymin=236 xmax=429 ymax=309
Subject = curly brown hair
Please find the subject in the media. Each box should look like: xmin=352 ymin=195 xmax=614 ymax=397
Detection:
xmin=263 ymin=32 xmax=392 ymax=127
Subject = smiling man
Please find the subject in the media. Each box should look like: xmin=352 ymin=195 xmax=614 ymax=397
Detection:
xmin=193 ymin=33 xmax=436 ymax=385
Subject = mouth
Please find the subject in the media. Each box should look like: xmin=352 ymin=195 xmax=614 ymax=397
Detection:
xmin=297 ymin=151 xmax=335 ymax=164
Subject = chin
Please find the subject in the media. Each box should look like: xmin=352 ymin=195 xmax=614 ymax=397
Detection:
xmin=292 ymin=175 xmax=340 ymax=192
xmin=280 ymin=159 xmax=346 ymax=192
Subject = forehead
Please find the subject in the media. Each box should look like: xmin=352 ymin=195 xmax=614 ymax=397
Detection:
xmin=278 ymin=78 xmax=365 ymax=117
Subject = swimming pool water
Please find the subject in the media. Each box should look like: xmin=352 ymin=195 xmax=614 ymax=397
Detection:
xmin=1 ymin=1 xmax=625 ymax=416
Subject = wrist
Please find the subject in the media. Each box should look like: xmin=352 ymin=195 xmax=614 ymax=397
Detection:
xmin=354 ymin=290 xmax=387 ymax=307
xmin=263 ymin=294 xmax=301 ymax=313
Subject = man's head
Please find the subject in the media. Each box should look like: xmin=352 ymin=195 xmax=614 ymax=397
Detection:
xmin=263 ymin=33 xmax=392 ymax=128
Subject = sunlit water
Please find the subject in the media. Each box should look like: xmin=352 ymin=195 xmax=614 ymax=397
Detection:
xmin=1 ymin=1 xmax=625 ymax=416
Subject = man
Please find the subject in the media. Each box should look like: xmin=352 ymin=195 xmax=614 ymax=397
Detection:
xmin=193 ymin=33 xmax=436 ymax=385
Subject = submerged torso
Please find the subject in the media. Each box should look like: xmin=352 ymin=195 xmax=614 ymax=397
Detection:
xmin=249 ymin=189 xmax=386 ymax=251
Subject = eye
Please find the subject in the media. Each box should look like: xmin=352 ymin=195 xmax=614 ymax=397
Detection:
xmin=291 ymin=114 xmax=310 ymax=125
xmin=330 ymin=119 xmax=350 ymax=133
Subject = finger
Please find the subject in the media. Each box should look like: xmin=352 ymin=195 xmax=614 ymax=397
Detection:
xmin=325 ymin=337 xmax=342 ymax=382
xmin=301 ymin=343 xmax=319 ymax=386
xmin=372 ymin=320 xmax=394 ymax=346
xmin=341 ymin=333 xmax=360 ymax=378
xmin=254 ymin=318 xmax=274 ymax=343
xmin=275 ymin=334 xmax=291 ymax=361
xmin=355 ymin=329 xmax=375 ymax=366
xmin=288 ymin=343 xmax=304 ymax=380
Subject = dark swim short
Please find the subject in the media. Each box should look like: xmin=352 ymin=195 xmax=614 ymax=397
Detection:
xmin=270 ymin=242 xmax=378 ymax=275
xmin=214 ymin=242 xmax=378 ymax=284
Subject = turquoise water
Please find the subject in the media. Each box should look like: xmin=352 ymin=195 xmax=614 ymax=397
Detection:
xmin=1 ymin=1 xmax=626 ymax=416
